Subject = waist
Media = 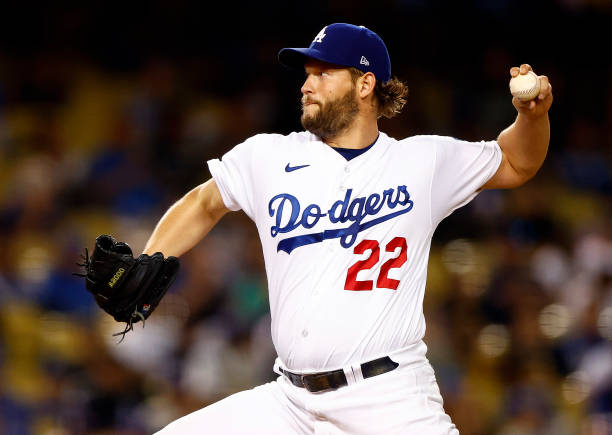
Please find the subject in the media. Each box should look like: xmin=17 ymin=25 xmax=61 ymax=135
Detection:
xmin=270 ymin=296 xmax=428 ymax=369
xmin=274 ymin=340 xmax=428 ymax=378
xmin=279 ymin=355 xmax=399 ymax=393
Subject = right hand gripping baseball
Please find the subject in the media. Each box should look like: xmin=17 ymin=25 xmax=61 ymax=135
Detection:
xmin=76 ymin=234 xmax=180 ymax=337
xmin=509 ymin=64 xmax=553 ymax=116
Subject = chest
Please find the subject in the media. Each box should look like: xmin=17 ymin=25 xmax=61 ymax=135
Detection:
xmin=253 ymin=144 xmax=434 ymax=254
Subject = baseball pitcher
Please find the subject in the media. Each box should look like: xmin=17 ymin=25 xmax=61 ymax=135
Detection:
xmin=78 ymin=23 xmax=553 ymax=434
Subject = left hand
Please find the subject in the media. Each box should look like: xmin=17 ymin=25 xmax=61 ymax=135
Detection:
xmin=75 ymin=234 xmax=180 ymax=341
xmin=510 ymin=64 xmax=553 ymax=118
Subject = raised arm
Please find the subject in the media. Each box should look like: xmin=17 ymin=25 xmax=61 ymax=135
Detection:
xmin=143 ymin=178 xmax=230 ymax=257
xmin=482 ymin=64 xmax=553 ymax=190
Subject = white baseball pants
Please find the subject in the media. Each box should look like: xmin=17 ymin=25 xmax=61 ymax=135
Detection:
xmin=155 ymin=360 xmax=459 ymax=434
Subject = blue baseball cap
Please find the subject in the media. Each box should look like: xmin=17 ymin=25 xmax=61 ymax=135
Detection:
xmin=278 ymin=23 xmax=391 ymax=82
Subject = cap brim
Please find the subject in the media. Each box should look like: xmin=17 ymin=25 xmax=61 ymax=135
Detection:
xmin=278 ymin=47 xmax=347 ymax=71
xmin=278 ymin=48 xmax=308 ymax=70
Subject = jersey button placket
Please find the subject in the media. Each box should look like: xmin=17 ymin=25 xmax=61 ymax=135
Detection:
xmin=339 ymin=165 xmax=350 ymax=191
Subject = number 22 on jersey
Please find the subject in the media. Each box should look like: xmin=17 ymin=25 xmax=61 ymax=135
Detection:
xmin=344 ymin=237 xmax=407 ymax=291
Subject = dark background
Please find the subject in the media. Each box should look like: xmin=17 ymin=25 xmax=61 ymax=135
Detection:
xmin=0 ymin=1 xmax=610 ymax=434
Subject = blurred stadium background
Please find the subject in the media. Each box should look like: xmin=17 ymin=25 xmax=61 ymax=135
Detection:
xmin=0 ymin=1 xmax=610 ymax=434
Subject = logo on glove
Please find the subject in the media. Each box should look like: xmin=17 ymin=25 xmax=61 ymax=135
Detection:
xmin=108 ymin=267 xmax=126 ymax=288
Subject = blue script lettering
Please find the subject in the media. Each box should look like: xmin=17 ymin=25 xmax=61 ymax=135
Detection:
xmin=302 ymin=204 xmax=326 ymax=228
xmin=268 ymin=186 xmax=415 ymax=253
xmin=268 ymin=194 xmax=301 ymax=237
xmin=328 ymin=190 xmax=352 ymax=223
xmin=365 ymin=193 xmax=382 ymax=215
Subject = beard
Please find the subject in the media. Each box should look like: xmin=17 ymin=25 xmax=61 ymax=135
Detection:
xmin=301 ymin=87 xmax=359 ymax=140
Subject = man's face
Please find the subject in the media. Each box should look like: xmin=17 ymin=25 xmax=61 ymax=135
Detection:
xmin=300 ymin=59 xmax=359 ymax=139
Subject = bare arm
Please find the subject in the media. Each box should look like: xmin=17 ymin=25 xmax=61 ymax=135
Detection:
xmin=482 ymin=64 xmax=553 ymax=190
xmin=143 ymin=179 xmax=230 ymax=257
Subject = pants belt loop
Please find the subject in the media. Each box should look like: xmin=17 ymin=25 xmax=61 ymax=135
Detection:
xmin=352 ymin=363 xmax=365 ymax=382
xmin=342 ymin=366 xmax=357 ymax=386
xmin=272 ymin=358 xmax=283 ymax=377
xmin=342 ymin=364 xmax=365 ymax=386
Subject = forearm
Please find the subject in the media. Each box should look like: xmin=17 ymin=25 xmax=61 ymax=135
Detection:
xmin=497 ymin=112 xmax=550 ymax=180
xmin=143 ymin=180 xmax=229 ymax=257
xmin=482 ymin=65 xmax=553 ymax=190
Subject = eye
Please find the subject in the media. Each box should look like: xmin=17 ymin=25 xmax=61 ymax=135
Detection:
xmin=304 ymin=70 xmax=329 ymax=78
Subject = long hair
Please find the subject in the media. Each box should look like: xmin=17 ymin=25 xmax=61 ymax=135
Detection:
xmin=349 ymin=68 xmax=409 ymax=119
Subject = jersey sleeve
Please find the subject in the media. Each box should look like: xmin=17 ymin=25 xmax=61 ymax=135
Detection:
xmin=207 ymin=136 xmax=259 ymax=219
xmin=429 ymin=135 xmax=502 ymax=225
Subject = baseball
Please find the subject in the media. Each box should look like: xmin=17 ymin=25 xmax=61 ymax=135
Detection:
xmin=509 ymin=70 xmax=540 ymax=101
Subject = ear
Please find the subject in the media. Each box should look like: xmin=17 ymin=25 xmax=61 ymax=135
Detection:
xmin=357 ymin=72 xmax=377 ymax=99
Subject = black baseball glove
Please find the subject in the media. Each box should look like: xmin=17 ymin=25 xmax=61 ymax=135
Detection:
xmin=75 ymin=234 xmax=180 ymax=340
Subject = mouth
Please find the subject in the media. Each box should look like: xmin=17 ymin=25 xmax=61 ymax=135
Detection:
xmin=301 ymin=96 xmax=319 ymax=107
xmin=302 ymin=101 xmax=320 ymax=113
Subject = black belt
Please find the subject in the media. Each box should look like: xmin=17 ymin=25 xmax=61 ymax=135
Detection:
xmin=279 ymin=356 xmax=399 ymax=393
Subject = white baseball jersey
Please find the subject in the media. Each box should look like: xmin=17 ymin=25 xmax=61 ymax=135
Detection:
xmin=207 ymin=131 xmax=501 ymax=373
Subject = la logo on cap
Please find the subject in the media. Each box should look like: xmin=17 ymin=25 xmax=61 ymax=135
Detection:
xmin=313 ymin=26 xmax=327 ymax=43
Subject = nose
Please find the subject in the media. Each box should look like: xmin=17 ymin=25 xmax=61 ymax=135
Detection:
xmin=301 ymin=74 xmax=314 ymax=96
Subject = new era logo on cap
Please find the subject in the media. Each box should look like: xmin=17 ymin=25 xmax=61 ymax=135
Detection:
xmin=278 ymin=23 xmax=392 ymax=82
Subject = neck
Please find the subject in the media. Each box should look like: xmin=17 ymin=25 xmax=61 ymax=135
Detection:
xmin=323 ymin=117 xmax=379 ymax=149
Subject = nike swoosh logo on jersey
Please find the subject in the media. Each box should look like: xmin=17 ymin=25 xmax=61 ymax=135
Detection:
xmin=285 ymin=163 xmax=310 ymax=172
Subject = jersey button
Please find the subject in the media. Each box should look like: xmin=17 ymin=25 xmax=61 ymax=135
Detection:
xmin=344 ymin=166 xmax=350 ymax=173
xmin=302 ymin=329 xmax=309 ymax=337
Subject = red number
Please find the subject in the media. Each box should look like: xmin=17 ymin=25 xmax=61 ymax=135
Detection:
xmin=344 ymin=240 xmax=379 ymax=291
xmin=344 ymin=237 xmax=407 ymax=291
xmin=376 ymin=237 xmax=408 ymax=290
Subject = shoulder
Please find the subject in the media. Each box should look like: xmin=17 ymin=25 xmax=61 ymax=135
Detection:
xmin=241 ymin=131 xmax=315 ymax=146
xmin=378 ymin=132 xmax=453 ymax=153
xmin=378 ymin=133 xmax=499 ymax=164
xmin=392 ymin=134 xmax=497 ymax=151
xmin=231 ymin=131 xmax=316 ymax=153
xmin=395 ymin=134 xmax=460 ymax=146
xmin=378 ymin=132 xmax=450 ymax=145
